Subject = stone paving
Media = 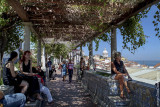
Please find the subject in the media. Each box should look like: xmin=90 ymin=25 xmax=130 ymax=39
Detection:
xmin=45 ymin=70 xmax=97 ymax=107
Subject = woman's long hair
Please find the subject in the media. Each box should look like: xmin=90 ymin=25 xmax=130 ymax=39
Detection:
xmin=21 ymin=51 xmax=31 ymax=62
xmin=8 ymin=51 xmax=18 ymax=61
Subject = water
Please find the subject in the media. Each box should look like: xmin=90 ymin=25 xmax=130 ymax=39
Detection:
xmin=133 ymin=60 xmax=160 ymax=66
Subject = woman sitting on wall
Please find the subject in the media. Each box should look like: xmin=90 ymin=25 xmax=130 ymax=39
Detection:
xmin=19 ymin=51 xmax=43 ymax=101
xmin=3 ymin=51 xmax=29 ymax=94
xmin=111 ymin=52 xmax=132 ymax=99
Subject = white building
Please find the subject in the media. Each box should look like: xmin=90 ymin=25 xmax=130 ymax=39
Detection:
xmin=103 ymin=48 xmax=108 ymax=59
xmin=102 ymin=48 xmax=110 ymax=63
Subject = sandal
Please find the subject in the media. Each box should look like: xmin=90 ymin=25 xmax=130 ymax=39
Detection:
xmin=27 ymin=97 xmax=35 ymax=102
xmin=46 ymin=101 xmax=54 ymax=105
xmin=128 ymin=91 xmax=133 ymax=95
xmin=120 ymin=94 xmax=126 ymax=100
xmin=36 ymin=94 xmax=43 ymax=101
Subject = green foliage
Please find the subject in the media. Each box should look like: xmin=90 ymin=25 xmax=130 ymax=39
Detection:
xmin=96 ymin=71 xmax=111 ymax=77
xmin=52 ymin=43 xmax=70 ymax=59
xmin=118 ymin=16 xmax=147 ymax=53
xmin=90 ymin=8 xmax=151 ymax=53
xmin=0 ymin=0 xmax=23 ymax=56
xmin=0 ymin=0 xmax=10 ymax=26
xmin=153 ymin=3 xmax=160 ymax=39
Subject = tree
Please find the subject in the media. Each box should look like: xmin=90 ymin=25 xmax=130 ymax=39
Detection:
xmin=89 ymin=7 xmax=152 ymax=53
xmin=0 ymin=0 xmax=23 ymax=65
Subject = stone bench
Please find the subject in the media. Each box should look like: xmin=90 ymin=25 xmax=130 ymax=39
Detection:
xmin=108 ymin=96 xmax=130 ymax=107
xmin=0 ymin=85 xmax=14 ymax=95
xmin=0 ymin=85 xmax=43 ymax=107
xmin=25 ymin=100 xmax=42 ymax=107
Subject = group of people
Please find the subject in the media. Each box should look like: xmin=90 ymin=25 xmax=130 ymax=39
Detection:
xmin=0 ymin=51 xmax=54 ymax=107
xmin=54 ymin=59 xmax=74 ymax=83
xmin=0 ymin=50 xmax=134 ymax=107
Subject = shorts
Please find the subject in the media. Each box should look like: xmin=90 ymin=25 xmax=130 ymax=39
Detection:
xmin=111 ymin=74 xmax=116 ymax=80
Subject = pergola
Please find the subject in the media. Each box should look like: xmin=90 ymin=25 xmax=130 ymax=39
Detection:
xmin=6 ymin=0 xmax=159 ymax=45
xmin=4 ymin=0 xmax=159 ymax=66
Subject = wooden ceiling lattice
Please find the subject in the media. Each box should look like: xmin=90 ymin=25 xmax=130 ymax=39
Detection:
xmin=5 ymin=0 xmax=160 ymax=46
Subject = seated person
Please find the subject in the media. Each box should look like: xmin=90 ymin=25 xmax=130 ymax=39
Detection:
xmin=37 ymin=65 xmax=45 ymax=81
xmin=19 ymin=51 xmax=43 ymax=101
xmin=32 ymin=67 xmax=54 ymax=105
xmin=0 ymin=90 xmax=26 ymax=107
xmin=111 ymin=52 xmax=132 ymax=99
xmin=3 ymin=51 xmax=29 ymax=94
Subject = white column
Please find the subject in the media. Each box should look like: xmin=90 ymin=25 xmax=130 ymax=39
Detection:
xmin=111 ymin=27 xmax=117 ymax=62
xmin=42 ymin=46 xmax=46 ymax=70
xmin=60 ymin=56 xmax=61 ymax=63
xmin=23 ymin=22 xmax=31 ymax=51
xmin=37 ymin=39 xmax=41 ymax=66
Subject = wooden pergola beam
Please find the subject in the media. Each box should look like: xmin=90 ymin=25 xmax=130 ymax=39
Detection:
xmin=6 ymin=0 xmax=29 ymax=21
xmin=23 ymin=0 xmax=125 ymax=7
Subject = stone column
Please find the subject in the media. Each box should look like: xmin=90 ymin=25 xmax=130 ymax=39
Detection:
xmin=23 ymin=22 xmax=32 ymax=51
xmin=89 ymin=41 xmax=94 ymax=69
xmin=37 ymin=39 xmax=41 ymax=66
xmin=111 ymin=27 xmax=117 ymax=62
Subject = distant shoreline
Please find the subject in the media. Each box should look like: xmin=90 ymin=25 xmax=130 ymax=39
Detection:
xmin=130 ymin=60 xmax=160 ymax=66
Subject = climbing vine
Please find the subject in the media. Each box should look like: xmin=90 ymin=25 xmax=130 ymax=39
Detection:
xmin=153 ymin=3 xmax=160 ymax=39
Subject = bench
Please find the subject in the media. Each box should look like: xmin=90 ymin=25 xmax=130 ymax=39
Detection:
xmin=0 ymin=85 xmax=14 ymax=95
xmin=0 ymin=85 xmax=43 ymax=107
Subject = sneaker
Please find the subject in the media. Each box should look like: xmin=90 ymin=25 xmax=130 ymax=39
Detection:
xmin=46 ymin=101 xmax=54 ymax=105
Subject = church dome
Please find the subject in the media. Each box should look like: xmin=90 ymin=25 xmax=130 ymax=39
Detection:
xmin=103 ymin=48 xmax=108 ymax=58
xmin=103 ymin=48 xmax=108 ymax=54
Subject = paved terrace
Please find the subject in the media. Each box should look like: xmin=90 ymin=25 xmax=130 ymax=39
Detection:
xmin=45 ymin=70 xmax=97 ymax=107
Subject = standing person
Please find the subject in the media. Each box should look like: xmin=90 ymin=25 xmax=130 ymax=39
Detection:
xmin=0 ymin=90 xmax=26 ymax=107
xmin=67 ymin=59 xmax=74 ymax=83
xmin=3 ymin=51 xmax=29 ymax=94
xmin=19 ymin=51 xmax=43 ymax=101
xmin=58 ymin=62 xmax=62 ymax=75
xmin=111 ymin=52 xmax=132 ymax=99
xmin=62 ymin=60 xmax=67 ymax=81
xmin=80 ymin=57 xmax=85 ymax=78
xmin=47 ymin=58 xmax=52 ymax=79
xmin=51 ymin=65 xmax=56 ymax=80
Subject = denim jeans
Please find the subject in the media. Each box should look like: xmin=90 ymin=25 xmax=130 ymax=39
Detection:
xmin=2 ymin=93 xmax=26 ymax=107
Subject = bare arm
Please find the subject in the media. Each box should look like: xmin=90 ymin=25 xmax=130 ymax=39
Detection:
xmin=8 ymin=62 xmax=17 ymax=77
xmin=111 ymin=62 xmax=123 ymax=74
xmin=0 ymin=91 xmax=4 ymax=100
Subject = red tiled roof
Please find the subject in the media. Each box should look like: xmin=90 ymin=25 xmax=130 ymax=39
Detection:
xmin=154 ymin=63 xmax=160 ymax=68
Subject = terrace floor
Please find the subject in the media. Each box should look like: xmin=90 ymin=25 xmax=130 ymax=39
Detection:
xmin=45 ymin=70 xmax=97 ymax=107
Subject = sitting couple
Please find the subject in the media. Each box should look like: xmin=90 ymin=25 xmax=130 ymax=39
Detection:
xmin=2 ymin=51 xmax=53 ymax=106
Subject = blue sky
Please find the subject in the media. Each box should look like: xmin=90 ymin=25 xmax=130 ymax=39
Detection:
xmin=82 ymin=5 xmax=160 ymax=61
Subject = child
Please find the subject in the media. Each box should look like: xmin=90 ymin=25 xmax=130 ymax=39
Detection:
xmin=62 ymin=61 xmax=67 ymax=81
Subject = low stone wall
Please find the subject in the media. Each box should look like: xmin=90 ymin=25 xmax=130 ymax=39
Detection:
xmin=81 ymin=70 xmax=158 ymax=107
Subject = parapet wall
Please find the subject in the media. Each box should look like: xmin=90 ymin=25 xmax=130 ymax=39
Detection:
xmin=81 ymin=70 xmax=158 ymax=107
